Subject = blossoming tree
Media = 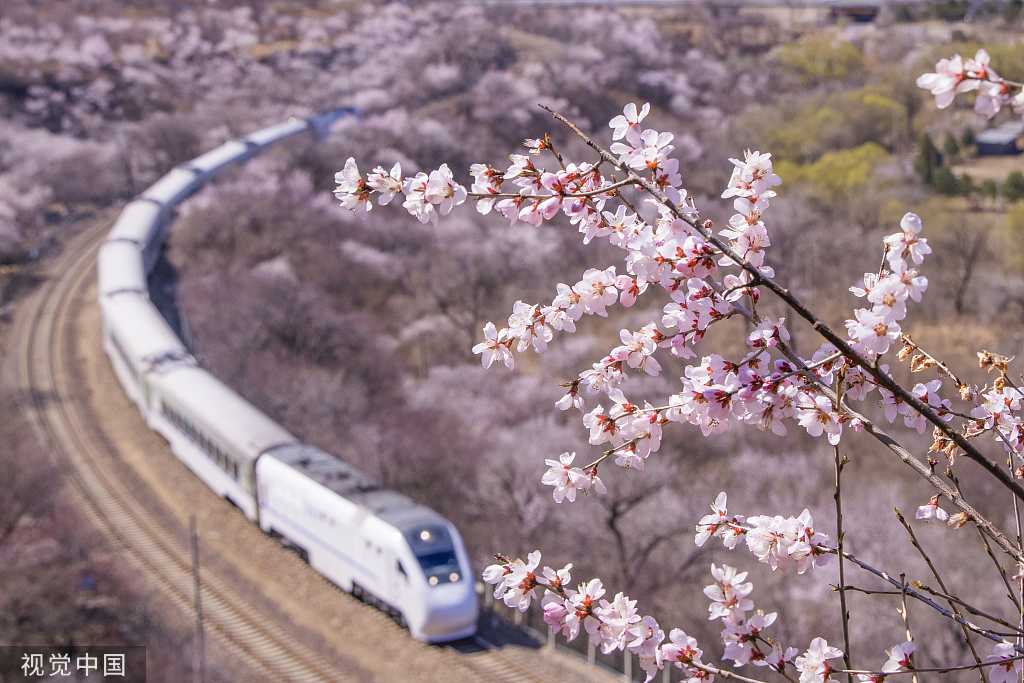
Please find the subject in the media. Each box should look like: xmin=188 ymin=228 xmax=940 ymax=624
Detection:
xmin=337 ymin=49 xmax=1024 ymax=683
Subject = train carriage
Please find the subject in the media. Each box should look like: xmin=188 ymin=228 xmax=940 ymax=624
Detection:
xmin=257 ymin=445 xmax=478 ymax=642
xmin=105 ymin=199 xmax=165 ymax=270
xmin=146 ymin=365 xmax=298 ymax=520
xmin=180 ymin=140 xmax=255 ymax=182
xmin=100 ymin=295 xmax=192 ymax=413
xmin=97 ymin=241 xmax=149 ymax=299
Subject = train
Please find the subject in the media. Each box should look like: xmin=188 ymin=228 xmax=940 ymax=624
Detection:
xmin=96 ymin=109 xmax=479 ymax=643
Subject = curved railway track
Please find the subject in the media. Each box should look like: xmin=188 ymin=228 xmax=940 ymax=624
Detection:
xmin=10 ymin=218 xmax=578 ymax=683
xmin=14 ymin=219 xmax=346 ymax=683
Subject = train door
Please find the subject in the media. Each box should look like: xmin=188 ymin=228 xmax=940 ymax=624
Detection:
xmin=387 ymin=550 xmax=410 ymax=615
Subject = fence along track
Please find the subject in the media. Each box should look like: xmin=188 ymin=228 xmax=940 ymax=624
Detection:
xmin=15 ymin=219 xmax=346 ymax=683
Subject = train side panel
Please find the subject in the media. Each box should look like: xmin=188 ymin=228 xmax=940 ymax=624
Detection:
xmin=100 ymin=295 xmax=191 ymax=415
xmin=257 ymin=453 xmax=383 ymax=594
xmin=147 ymin=366 xmax=297 ymax=520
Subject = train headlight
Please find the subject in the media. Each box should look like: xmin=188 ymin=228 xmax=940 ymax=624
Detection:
xmin=449 ymin=572 xmax=459 ymax=582
xmin=429 ymin=576 xmax=439 ymax=586
xmin=419 ymin=530 xmax=434 ymax=542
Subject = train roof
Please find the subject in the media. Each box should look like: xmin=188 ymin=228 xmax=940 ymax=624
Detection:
xmin=97 ymin=241 xmax=148 ymax=298
xmin=152 ymin=365 xmax=298 ymax=461
xmin=139 ymin=167 xmax=203 ymax=207
xmin=100 ymin=296 xmax=191 ymax=370
xmin=266 ymin=444 xmax=448 ymax=529
xmin=182 ymin=140 xmax=254 ymax=179
xmin=241 ymin=118 xmax=310 ymax=148
xmin=106 ymin=200 xmax=163 ymax=246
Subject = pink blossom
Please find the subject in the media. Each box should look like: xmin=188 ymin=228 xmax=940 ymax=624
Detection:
xmin=366 ymin=162 xmax=403 ymax=206
xmin=881 ymin=641 xmax=915 ymax=673
xmin=609 ymin=102 xmax=650 ymax=141
xmin=704 ymin=564 xmax=754 ymax=621
xmin=795 ymin=638 xmax=844 ymax=683
xmin=541 ymin=452 xmax=588 ymax=503
xmin=985 ymin=642 xmax=1021 ymax=683
xmin=916 ymin=53 xmax=980 ymax=109
xmin=915 ymin=495 xmax=949 ymax=523
xmin=472 ymin=322 xmax=514 ymax=371
xmin=334 ymin=157 xmax=372 ymax=217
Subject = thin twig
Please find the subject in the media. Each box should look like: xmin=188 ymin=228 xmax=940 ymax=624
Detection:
xmin=834 ymin=548 xmax=1024 ymax=650
xmin=895 ymin=508 xmax=986 ymax=681
xmin=914 ymin=582 xmax=1024 ymax=634
xmin=898 ymin=334 xmax=963 ymax=386
xmin=838 ymin=652 xmax=1024 ymax=676
xmin=834 ymin=446 xmax=853 ymax=683
xmin=899 ymin=574 xmax=920 ymax=683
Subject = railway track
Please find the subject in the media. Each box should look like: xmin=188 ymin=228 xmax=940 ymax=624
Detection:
xmin=9 ymin=218 xmax=587 ymax=683
xmin=13 ymin=219 xmax=346 ymax=683
xmin=451 ymin=637 xmax=555 ymax=683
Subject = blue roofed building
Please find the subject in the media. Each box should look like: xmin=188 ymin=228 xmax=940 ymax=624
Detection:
xmin=977 ymin=122 xmax=1023 ymax=156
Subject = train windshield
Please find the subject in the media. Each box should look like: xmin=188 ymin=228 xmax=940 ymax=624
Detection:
xmin=403 ymin=524 xmax=463 ymax=586
xmin=416 ymin=550 xmax=461 ymax=585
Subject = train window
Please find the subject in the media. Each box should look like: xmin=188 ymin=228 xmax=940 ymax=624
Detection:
xmin=232 ymin=461 xmax=239 ymax=480
xmin=402 ymin=525 xmax=452 ymax=555
xmin=396 ymin=561 xmax=407 ymax=577
xmin=416 ymin=550 xmax=461 ymax=585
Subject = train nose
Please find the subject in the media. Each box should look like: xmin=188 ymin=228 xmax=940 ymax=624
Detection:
xmin=421 ymin=588 xmax=479 ymax=640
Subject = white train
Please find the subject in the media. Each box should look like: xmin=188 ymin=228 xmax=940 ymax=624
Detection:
xmin=96 ymin=110 xmax=479 ymax=643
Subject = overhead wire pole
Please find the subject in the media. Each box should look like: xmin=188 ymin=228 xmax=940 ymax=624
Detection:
xmin=190 ymin=514 xmax=206 ymax=683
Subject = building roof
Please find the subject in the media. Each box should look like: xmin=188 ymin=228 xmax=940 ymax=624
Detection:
xmin=978 ymin=123 xmax=1024 ymax=145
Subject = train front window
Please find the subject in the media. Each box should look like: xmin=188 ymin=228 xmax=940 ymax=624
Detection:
xmin=416 ymin=550 xmax=461 ymax=585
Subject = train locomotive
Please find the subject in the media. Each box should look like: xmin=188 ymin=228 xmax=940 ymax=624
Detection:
xmin=96 ymin=109 xmax=479 ymax=643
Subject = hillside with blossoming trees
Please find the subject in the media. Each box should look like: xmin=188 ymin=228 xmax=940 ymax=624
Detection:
xmin=1 ymin=0 xmax=1024 ymax=679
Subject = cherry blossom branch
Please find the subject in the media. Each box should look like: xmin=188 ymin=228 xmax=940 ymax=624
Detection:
xmin=688 ymin=662 xmax=772 ymax=683
xmin=898 ymin=334 xmax=963 ymax=386
xmin=465 ymin=176 xmax=636 ymax=201
xmin=539 ymin=104 xmax=1024 ymax=511
xmin=894 ymin=508 xmax=986 ymax=677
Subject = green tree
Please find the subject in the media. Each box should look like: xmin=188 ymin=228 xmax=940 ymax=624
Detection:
xmin=932 ymin=166 xmax=958 ymax=195
xmin=931 ymin=0 xmax=969 ymax=20
xmin=943 ymin=132 xmax=960 ymax=161
xmin=777 ymin=37 xmax=864 ymax=86
xmin=961 ymin=127 xmax=976 ymax=149
xmin=914 ymin=133 xmax=940 ymax=185
xmin=1006 ymin=0 xmax=1023 ymax=23
xmin=1007 ymin=171 xmax=1024 ymax=202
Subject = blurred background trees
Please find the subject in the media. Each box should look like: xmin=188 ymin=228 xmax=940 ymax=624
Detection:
xmin=1 ymin=0 xmax=1024 ymax=671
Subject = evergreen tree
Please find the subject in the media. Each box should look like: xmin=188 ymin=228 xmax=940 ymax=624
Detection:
xmin=943 ymin=131 xmax=960 ymax=161
xmin=1006 ymin=171 xmax=1024 ymax=202
xmin=914 ymin=133 xmax=940 ymax=185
